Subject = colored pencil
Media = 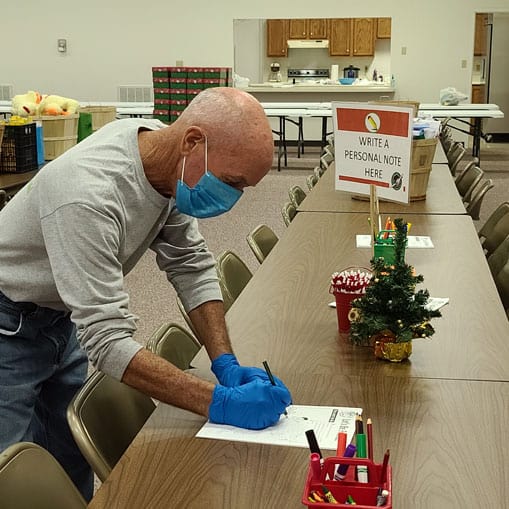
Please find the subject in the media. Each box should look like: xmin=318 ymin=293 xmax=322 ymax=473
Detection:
xmin=367 ymin=418 xmax=373 ymax=460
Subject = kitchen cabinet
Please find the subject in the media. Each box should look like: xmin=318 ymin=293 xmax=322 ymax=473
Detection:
xmin=288 ymin=19 xmax=327 ymax=39
xmin=352 ymin=18 xmax=375 ymax=56
xmin=328 ymin=18 xmax=352 ymax=56
xmin=329 ymin=18 xmax=375 ymax=57
xmin=267 ymin=19 xmax=288 ymax=57
xmin=377 ymin=18 xmax=391 ymax=39
xmin=474 ymin=13 xmax=488 ymax=56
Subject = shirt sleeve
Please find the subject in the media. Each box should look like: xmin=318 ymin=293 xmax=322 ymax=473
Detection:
xmin=40 ymin=203 xmax=143 ymax=380
xmin=150 ymin=204 xmax=223 ymax=311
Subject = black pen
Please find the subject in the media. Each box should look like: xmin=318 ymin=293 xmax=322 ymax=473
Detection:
xmin=262 ymin=360 xmax=288 ymax=417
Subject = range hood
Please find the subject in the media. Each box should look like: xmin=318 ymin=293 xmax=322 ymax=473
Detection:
xmin=287 ymin=39 xmax=329 ymax=49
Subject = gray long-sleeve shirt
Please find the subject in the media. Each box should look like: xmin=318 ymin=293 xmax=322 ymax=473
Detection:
xmin=0 ymin=118 xmax=221 ymax=379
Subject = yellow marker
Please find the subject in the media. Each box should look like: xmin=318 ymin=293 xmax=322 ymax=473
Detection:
xmin=407 ymin=222 xmax=412 ymax=233
xmin=322 ymin=486 xmax=338 ymax=504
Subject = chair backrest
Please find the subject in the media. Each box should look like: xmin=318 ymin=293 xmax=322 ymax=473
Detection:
xmin=281 ymin=201 xmax=297 ymax=227
xmin=314 ymin=166 xmax=325 ymax=178
xmin=288 ymin=185 xmax=307 ymax=208
xmin=306 ymin=173 xmax=318 ymax=191
xmin=146 ymin=323 xmax=200 ymax=368
xmin=0 ymin=442 xmax=87 ymax=509
xmin=246 ymin=224 xmax=279 ymax=264
xmin=215 ymin=250 xmax=253 ymax=311
xmin=0 ymin=190 xmax=6 ymax=210
xmin=479 ymin=202 xmax=509 ymax=257
xmin=455 ymin=164 xmax=483 ymax=200
xmin=67 ymin=371 xmax=156 ymax=482
xmin=319 ymin=153 xmax=333 ymax=170
xmin=487 ymin=236 xmax=509 ymax=313
xmin=465 ymin=178 xmax=494 ymax=220
xmin=447 ymin=142 xmax=466 ymax=176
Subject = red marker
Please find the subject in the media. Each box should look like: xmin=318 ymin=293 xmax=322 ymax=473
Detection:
xmin=336 ymin=432 xmax=347 ymax=456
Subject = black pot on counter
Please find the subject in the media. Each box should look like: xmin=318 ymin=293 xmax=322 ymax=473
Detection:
xmin=343 ymin=65 xmax=360 ymax=78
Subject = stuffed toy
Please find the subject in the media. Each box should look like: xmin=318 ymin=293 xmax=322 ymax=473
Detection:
xmin=11 ymin=90 xmax=43 ymax=117
xmin=38 ymin=95 xmax=80 ymax=116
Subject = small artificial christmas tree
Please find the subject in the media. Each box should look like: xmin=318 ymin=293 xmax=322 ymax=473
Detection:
xmin=349 ymin=218 xmax=442 ymax=346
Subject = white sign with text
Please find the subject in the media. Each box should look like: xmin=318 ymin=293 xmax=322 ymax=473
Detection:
xmin=332 ymin=102 xmax=413 ymax=203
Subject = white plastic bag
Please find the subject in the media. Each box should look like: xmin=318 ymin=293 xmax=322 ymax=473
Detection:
xmin=439 ymin=87 xmax=468 ymax=106
xmin=233 ymin=73 xmax=250 ymax=89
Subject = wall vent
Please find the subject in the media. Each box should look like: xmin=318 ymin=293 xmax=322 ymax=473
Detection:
xmin=117 ymin=86 xmax=153 ymax=102
xmin=0 ymin=84 xmax=14 ymax=101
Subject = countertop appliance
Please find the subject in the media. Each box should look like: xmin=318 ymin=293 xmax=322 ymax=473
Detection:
xmin=343 ymin=65 xmax=360 ymax=78
xmin=287 ymin=68 xmax=330 ymax=84
xmin=268 ymin=62 xmax=282 ymax=82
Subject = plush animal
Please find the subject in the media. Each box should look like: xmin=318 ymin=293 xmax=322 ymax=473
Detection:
xmin=11 ymin=90 xmax=43 ymax=117
xmin=38 ymin=95 xmax=80 ymax=116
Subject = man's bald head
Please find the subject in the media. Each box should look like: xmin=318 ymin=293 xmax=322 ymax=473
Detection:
xmin=174 ymin=88 xmax=274 ymax=185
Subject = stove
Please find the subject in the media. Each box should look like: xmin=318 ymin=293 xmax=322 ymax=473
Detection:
xmin=287 ymin=68 xmax=330 ymax=83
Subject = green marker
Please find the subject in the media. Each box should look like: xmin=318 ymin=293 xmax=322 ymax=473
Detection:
xmin=356 ymin=433 xmax=368 ymax=483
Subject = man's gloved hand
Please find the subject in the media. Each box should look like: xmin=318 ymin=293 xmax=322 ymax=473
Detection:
xmin=211 ymin=353 xmax=286 ymax=388
xmin=209 ymin=380 xmax=292 ymax=430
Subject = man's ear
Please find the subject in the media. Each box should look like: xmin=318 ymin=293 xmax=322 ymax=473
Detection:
xmin=180 ymin=126 xmax=205 ymax=155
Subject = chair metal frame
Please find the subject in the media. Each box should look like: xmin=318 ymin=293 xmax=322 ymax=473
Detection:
xmin=306 ymin=173 xmax=318 ymax=191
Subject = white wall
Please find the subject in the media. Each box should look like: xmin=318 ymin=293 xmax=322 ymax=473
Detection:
xmin=1 ymin=0 xmax=508 ymax=102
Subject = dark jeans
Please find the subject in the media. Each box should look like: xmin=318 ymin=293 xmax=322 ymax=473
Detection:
xmin=0 ymin=290 xmax=93 ymax=501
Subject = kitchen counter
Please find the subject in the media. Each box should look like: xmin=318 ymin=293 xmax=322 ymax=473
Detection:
xmin=241 ymin=83 xmax=395 ymax=93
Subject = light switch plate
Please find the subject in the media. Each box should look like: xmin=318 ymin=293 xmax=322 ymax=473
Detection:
xmin=57 ymin=39 xmax=67 ymax=53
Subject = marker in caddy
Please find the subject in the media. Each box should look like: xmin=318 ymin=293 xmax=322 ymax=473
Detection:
xmin=333 ymin=443 xmax=357 ymax=481
xmin=356 ymin=433 xmax=369 ymax=483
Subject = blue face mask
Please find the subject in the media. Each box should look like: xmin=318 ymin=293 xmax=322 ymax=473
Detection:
xmin=175 ymin=137 xmax=243 ymax=218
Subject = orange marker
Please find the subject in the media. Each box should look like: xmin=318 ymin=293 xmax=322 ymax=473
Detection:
xmin=336 ymin=432 xmax=347 ymax=456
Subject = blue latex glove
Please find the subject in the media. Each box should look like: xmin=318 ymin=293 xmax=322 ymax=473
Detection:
xmin=211 ymin=353 xmax=286 ymax=389
xmin=209 ymin=380 xmax=292 ymax=430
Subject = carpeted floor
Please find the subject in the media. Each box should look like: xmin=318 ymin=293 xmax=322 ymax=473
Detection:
xmin=124 ymin=142 xmax=509 ymax=346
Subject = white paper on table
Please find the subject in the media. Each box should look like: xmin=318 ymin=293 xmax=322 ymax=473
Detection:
xmin=196 ymin=405 xmax=362 ymax=450
xmin=424 ymin=297 xmax=449 ymax=311
xmin=356 ymin=234 xmax=434 ymax=248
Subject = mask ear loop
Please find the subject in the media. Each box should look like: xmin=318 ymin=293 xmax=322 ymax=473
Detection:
xmin=204 ymin=135 xmax=208 ymax=174
xmin=180 ymin=156 xmax=186 ymax=180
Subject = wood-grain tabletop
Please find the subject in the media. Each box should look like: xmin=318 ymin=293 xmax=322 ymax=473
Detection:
xmin=89 ymin=373 xmax=509 ymax=509
xmin=298 ymin=164 xmax=465 ymax=215
xmin=192 ymin=212 xmax=509 ymax=381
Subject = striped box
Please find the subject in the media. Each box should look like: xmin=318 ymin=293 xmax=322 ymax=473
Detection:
xmin=152 ymin=67 xmax=171 ymax=78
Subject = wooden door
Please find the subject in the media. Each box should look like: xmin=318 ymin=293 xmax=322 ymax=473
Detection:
xmin=308 ymin=19 xmax=327 ymax=39
xmin=474 ymin=13 xmax=488 ymax=56
xmin=352 ymin=18 xmax=375 ymax=56
xmin=471 ymin=84 xmax=486 ymax=104
xmin=329 ymin=18 xmax=352 ymax=56
xmin=289 ymin=19 xmax=307 ymax=39
xmin=267 ymin=19 xmax=288 ymax=57
xmin=377 ymin=18 xmax=391 ymax=39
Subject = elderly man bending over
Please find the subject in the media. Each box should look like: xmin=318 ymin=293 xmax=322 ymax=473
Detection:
xmin=0 ymin=88 xmax=291 ymax=500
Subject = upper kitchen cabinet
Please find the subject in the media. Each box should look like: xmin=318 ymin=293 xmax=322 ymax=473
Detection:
xmin=288 ymin=19 xmax=327 ymax=39
xmin=329 ymin=18 xmax=375 ymax=57
xmin=329 ymin=18 xmax=352 ymax=56
xmin=474 ymin=13 xmax=488 ymax=56
xmin=377 ymin=18 xmax=391 ymax=39
xmin=352 ymin=18 xmax=375 ymax=56
xmin=267 ymin=19 xmax=289 ymax=57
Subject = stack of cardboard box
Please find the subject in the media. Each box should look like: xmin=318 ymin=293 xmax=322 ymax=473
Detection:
xmin=152 ymin=67 xmax=232 ymax=124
